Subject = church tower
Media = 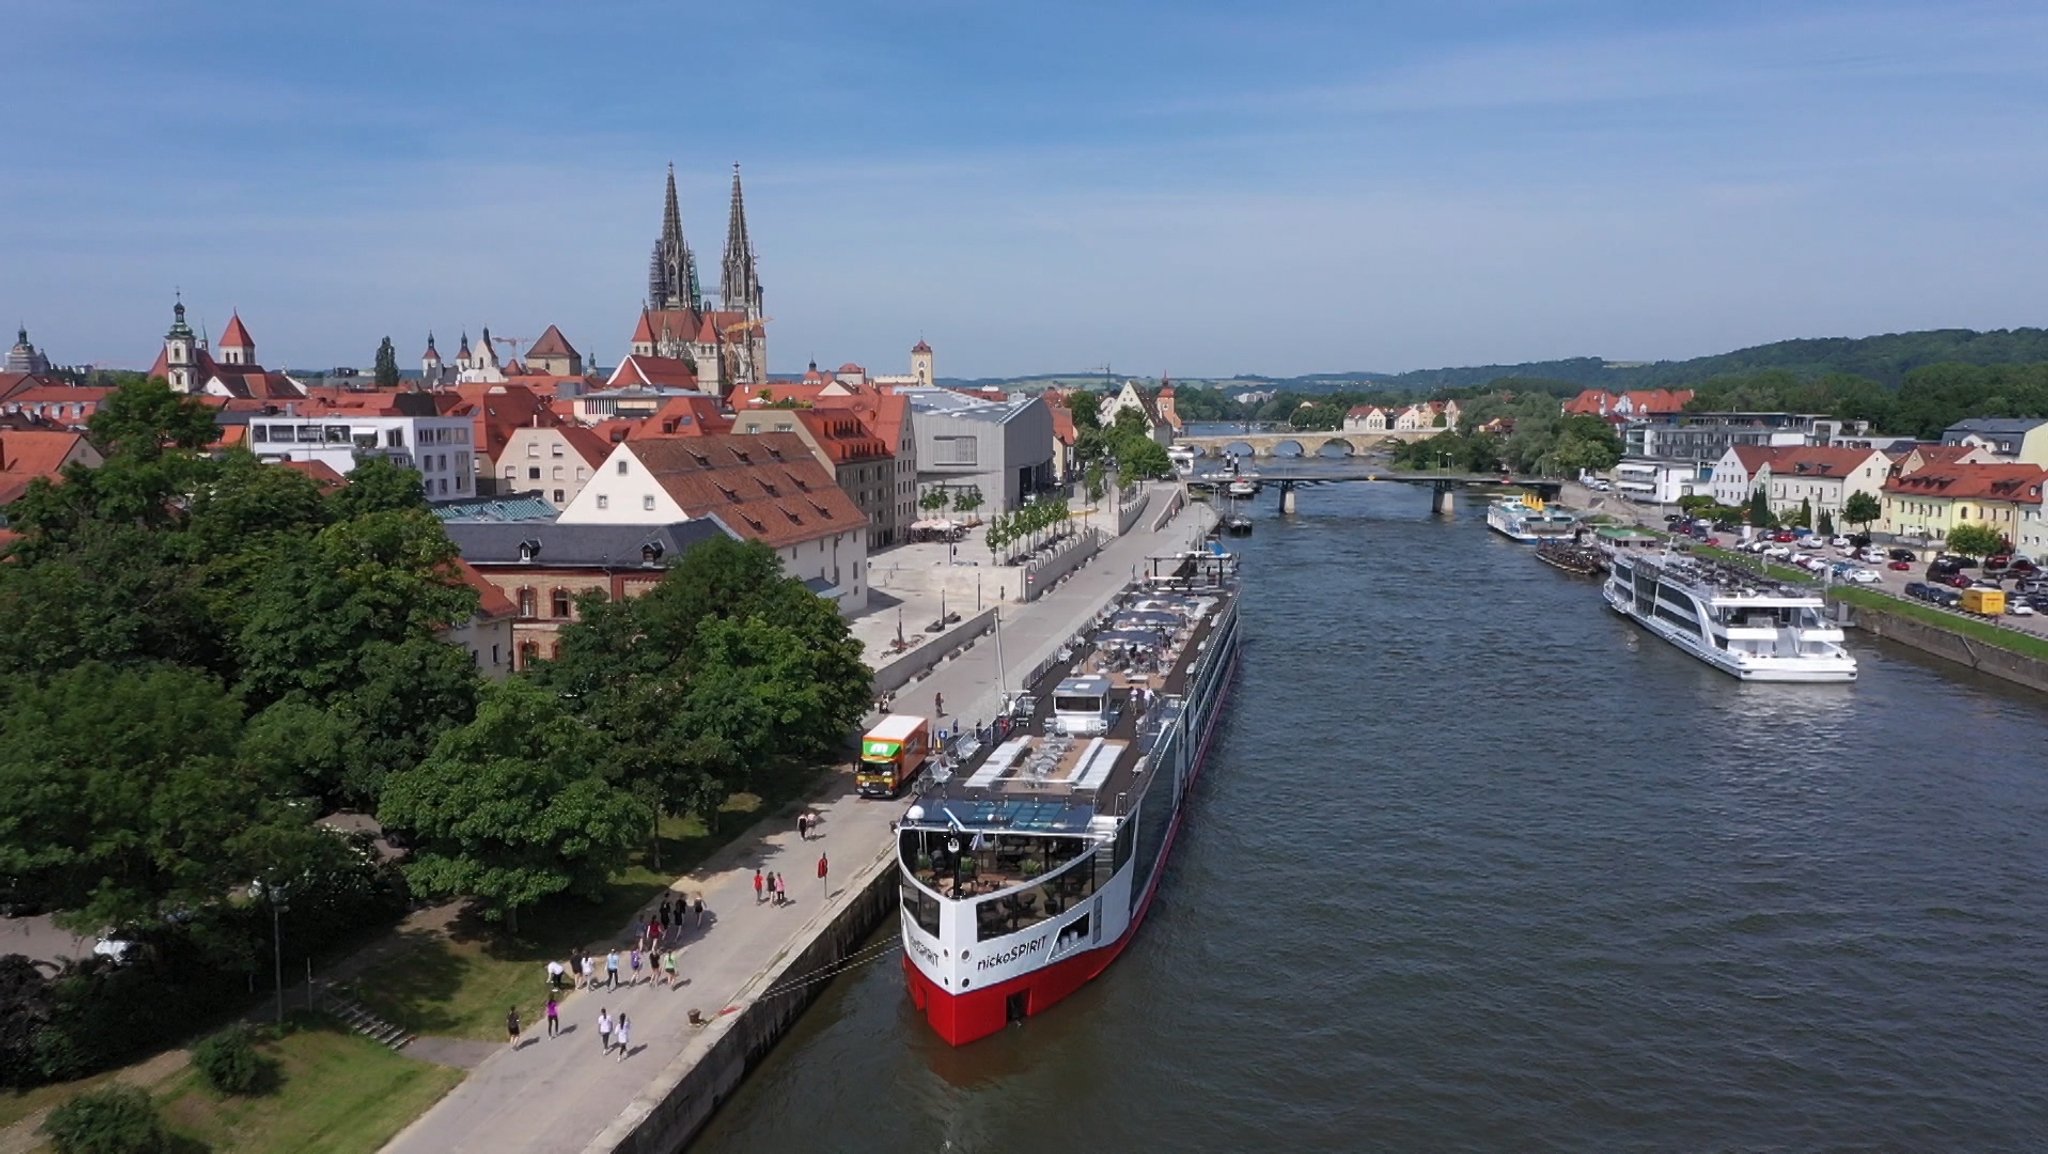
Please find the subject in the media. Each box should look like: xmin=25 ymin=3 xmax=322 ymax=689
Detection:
xmin=422 ymin=333 xmax=444 ymax=385
xmin=217 ymin=312 xmax=255 ymax=366
xmin=456 ymin=332 xmax=473 ymax=374
xmin=6 ymin=325 xmax=50 ymax=375
xmin=911 ymin=339 xmax=934 ymax=386
xmin=721 ymin=163 xmax=763 ymax=319
xmin=647 ymin=164 xmax=701 ymax=311
xmin=164 ymin=296 xmax=198 ymax=393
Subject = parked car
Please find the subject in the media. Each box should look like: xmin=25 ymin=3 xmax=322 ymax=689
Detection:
xmin=1828 ymin=536 xmax=1851 ymax=549
xmin=1889 ymin=548 xmax=1918 ymax=562
xmin=1844 ymin=568 xmax=1881 ymax=585
xmin=1663 ymin=513 xmax=1685 ymax=524
xmin=1888 ymin=560 xmax=1913 ymax=571
xmin=1713 ymin=520 xmax=1739 ymax=532
xmin=1931 ymin=587 xmax=1964 ymax=607
xmin=1946 ymin=573 xmax=1976 ymax=589
xmin=2008 ymin=602 xmax=2038 ymax=617
xmin=1904 ymin=581 xmax=1933 ymax=601
xmin=1764 ymin=545 xmax=1793 ymax=560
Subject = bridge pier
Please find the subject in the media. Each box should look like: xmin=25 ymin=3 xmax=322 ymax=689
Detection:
xmin=1279 ymin=480 xmax=1297 ymax=516
xmin=1432 ymin=480 xmax=1456 ymax=517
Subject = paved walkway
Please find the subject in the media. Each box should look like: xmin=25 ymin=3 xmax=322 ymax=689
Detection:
xmin=381 ymin=487 xmax=1214 ymax=1154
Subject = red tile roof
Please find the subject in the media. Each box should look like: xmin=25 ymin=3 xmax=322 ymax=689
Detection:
xmin=277 ymin=459 xmax=346 ymax=489
xmin=0 ymin=430 xmax=92 ymax=506
xmin=218 ymin=312 xmax=255 ymax=350
xmin=1882 ymin=462 xmax=2048 ymax=503
xmin=791 ymin=408 xmax=891 ymax=465
xmin=1758 ymin=446 xmax=1885 ymax=477
xmin=625 ymin=433 xmax=868 ymax=549
xmin=1729 ymin=445 xmax=1776 ymax=474
xmin=608 ymin=355 xmax=700 ymax=390
xmin=453 ymin=559 xmax=518 ymax=619
xmin=440 ymin=383 xmax=561 ymax=460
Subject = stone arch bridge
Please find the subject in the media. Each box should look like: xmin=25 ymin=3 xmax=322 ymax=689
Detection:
xmin=1174 ymin=429 xmax=1436 ymax=458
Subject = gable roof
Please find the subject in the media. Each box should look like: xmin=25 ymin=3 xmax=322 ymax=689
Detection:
xmin=276 ymin=459 xmax=347 ymax=489
xmin=527 ymin=325 xmax=578 ymax=359
xmin=608 ymin=354 xmax=700 ymax=390
xmin=623 ymin=432 xmax=868 ymax=548
xmin=451 ymin=560 xmax=518 ymax=619
xmin=1757 ymin=446 xmax=1885 ymax=478
xmin=0 ymin=429 xmax=92 ymax=506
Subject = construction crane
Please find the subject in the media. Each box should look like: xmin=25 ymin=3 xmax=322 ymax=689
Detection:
xmin=721 ymin=316 xmax=772 ymax=342
xmin=489 ymin=335 xmax=530 ymax=359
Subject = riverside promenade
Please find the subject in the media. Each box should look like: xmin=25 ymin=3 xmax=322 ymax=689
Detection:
xmin=381 ymin=489 xmax=1216 ymax=1154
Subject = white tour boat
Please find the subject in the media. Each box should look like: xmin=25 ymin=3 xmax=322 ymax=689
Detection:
xmin=1487 ymin=493 xmax=1578 ymax=543
xmin=897 ymin=549 xmax=1241 ymax=1045
xmin=1602 ymin=549 xmax=1856 ymax=681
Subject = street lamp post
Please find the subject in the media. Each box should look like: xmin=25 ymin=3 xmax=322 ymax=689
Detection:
xmin=268 ymin=881 xmax=289 ymax=1026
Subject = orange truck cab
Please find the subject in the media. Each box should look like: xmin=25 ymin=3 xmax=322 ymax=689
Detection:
xmin=858 ymin=713 xmax=931 ymax=798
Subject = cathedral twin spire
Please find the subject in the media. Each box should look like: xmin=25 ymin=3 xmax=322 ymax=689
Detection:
xmin=647 ymin=163 xmax=762 ymax=318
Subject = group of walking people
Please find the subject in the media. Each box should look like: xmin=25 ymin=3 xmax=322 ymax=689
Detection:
xmin=754 ymin=868 xmax=790 ymax=906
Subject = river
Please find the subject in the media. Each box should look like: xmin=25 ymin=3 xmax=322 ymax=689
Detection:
xmin=692 ymin=478 xmax=2048 ymax=1152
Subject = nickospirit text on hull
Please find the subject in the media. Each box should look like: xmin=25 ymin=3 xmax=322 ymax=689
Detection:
xmin=896 ymin=549 xmax=1243 ymax=1045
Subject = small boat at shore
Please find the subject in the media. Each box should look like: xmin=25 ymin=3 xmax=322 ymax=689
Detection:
xmin=1534 ymin=541 xmax=1602 ymax=575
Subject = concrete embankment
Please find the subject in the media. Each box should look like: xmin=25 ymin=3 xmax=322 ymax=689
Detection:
xmin=1831 ymin=596 xmax=2048 ymax=694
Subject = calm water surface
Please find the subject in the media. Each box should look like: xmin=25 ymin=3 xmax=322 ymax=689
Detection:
xmin=694 ymin=480 xmax=2048 ymax=1153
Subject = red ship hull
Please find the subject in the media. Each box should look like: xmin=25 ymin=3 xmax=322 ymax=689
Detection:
xmin=905 ymin=647 xmax=1238 ymax=1046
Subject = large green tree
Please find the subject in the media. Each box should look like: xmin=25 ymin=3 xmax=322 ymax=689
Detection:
xmin=0 ymin=663 xmax=296 ymax=931
xmin=1945 ymin=522 xmax=2007 ymax=558
xmin=1842 ymin=490 xmax=1882 ymax=531
xmin=377 ymin=679 xmax=648 ymax=932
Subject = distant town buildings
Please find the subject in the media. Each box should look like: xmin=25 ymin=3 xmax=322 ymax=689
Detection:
xmin=1939 ymin=417 xmax=2048 ymax=466
xmin=6 ymin=326 xmax=51 ymax=375
xmin=1707 ymin=445 xmax=1892 ymax=524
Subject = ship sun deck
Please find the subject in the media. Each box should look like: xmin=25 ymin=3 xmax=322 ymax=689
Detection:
xmin=903 ymin=554 xmax=1235 ymax=893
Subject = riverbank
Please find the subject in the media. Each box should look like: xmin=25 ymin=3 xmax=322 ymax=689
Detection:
xmin=1568 ymin=483 xmax=2048 ymax=694
xmin=376 ymin=488 xmax=1216 ymax=1154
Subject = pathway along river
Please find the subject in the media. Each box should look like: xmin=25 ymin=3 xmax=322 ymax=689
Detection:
xmin=694 ymin=480 xmax=2048 ymax=1152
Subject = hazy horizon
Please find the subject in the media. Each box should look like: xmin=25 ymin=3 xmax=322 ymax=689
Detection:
xmin=8 ymin=1 xmax=2046 ymax=379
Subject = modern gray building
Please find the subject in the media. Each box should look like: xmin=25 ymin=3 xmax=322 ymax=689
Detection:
xmin=897 ymin=387 xmax=1054 ymax=513
xmin=1624 ymin=412 xmax=1842 ymax=464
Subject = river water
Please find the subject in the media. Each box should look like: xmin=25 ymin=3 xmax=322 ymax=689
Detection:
xmin=693 ymin=478 xmax=2048 ymax=1153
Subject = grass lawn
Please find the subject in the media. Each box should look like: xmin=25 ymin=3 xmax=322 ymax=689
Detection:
xmin=155 ymin=1014 xmax=462 ymax=1154
xmin=1828 ymin=585 xmax=2048 ymax=662
xmin=0 ymin=1060 xmax=185 ymax=1133
xmin=349 ymin=775 xmax=811 ymax=1040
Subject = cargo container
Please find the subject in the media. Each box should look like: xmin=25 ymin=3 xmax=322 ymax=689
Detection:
xmin=858 ymin=713 xmax=931 ymax=798
xmin=1961 ymin=587 xmax=2006 ymax=616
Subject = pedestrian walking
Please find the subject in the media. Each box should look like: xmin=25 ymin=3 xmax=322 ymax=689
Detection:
xmin=774 ymin=872 xmax=787 ymax=905
xmin=606 ymin=949 xmax=620 ymax=989
xmin=579 ymin=953 xmax=593 ymax=990
xmin=818 ymin=850 xmax=829 ymax=896
xmin=546 ymin=994 xmax=560 ymax=1037
xmin=693 ymin=893 xmax=705 ymax=926
xmin=505 ymin=1006 xmax=521 ymax=1047
xmin=629 ymin=947 xmax=643 ymax=984
xmin=754 ymin=869 xmax=765 ymax=904
xmin=615 ymin=1014 xmax=631 ymax=1062
xmin=663 ymin=949 xmax=678 ymax=986
xmin=646 ymin=917 xmax=661 ymax=950
xmin=797 ymin=812 xmax=808 ymax=840
xmin=935 ymin=691 xmax=945 ymax=716
xmin=597 ymin=1009 xmax=613 ymax=1053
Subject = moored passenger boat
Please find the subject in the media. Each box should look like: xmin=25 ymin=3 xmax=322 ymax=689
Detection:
xmin=897 ymin=550 xmax=1241 ymax=1045
xmin=1487 ymin=492 xmax=1578 ymax=542
xmin=1602 ymin=549 xmax=1856 ymax=681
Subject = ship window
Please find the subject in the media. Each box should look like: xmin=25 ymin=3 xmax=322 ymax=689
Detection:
xmin=1053 ymin=694 xmax=1102 ymax=714
xmin=973 ymin=848 xmax=1100 ymax=942
xmin=901 ymin=885 xmax=940 ymax=937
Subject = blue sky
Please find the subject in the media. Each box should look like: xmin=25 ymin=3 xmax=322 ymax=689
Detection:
xmin=6 ymin=0 xmax=2047 ymax=378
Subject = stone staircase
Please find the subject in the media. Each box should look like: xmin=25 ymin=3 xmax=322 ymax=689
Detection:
xmin=314 ymin=983 xmax=415 ymax=1051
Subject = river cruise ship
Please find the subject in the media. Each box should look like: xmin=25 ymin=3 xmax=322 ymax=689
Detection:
xmin=1602 ymin=549 xmax=1857 ymax=681
xmin=896 ymin=550 xmax=1241 ymax=1045
xmin=1486 ymin=493 xmax=1578 ymax=542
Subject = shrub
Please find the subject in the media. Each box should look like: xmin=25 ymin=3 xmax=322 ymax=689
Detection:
xmin=193 ymin=1024 xmax=272 ymax=1095
xmin=40 ymin=1085 xmax=167 ymax=1154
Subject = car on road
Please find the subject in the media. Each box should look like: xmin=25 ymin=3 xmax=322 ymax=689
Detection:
xmin=1844 ymin=568 xmax=1881 ymax=585
xmin=1889 ymin=548 xmax=1918 ymax=562
xmin=1888 ymin=560 xmax=1913 ymax=571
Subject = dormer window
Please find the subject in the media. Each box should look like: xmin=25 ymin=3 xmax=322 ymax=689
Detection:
xmin=717 ymin=483 xmax=739 ymax=501
xmin=518 ymin=539 xmax=542 ymax=562
xmin=690 ymin=451 xmax=711 ymax=467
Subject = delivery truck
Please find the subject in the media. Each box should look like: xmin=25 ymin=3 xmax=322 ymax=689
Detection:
xmin=858 ymin=713 xmax=931 ymax=798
